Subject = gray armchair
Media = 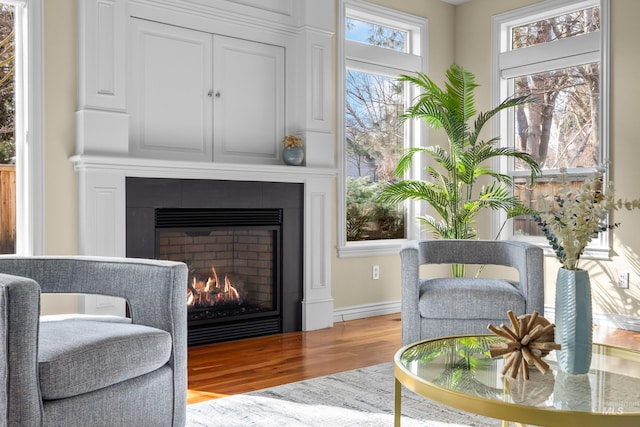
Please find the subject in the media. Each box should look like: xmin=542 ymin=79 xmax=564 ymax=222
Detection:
xmin=0 ymin=256 xmax=188 ymax=427
xmin=400 ymin=240 xmax=544 ymax=346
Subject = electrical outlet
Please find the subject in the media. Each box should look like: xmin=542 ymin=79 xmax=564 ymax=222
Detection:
xmin=372 ymin=265 xmax=380 ymax=280
xmin=617 ymin=272 xmax=630 ymax=289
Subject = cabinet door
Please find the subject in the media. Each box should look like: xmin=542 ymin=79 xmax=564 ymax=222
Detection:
xmin=213 ymin=35 xmax=285 ymax=164
xmin=129 ymin=19 xmax=213 ymax=161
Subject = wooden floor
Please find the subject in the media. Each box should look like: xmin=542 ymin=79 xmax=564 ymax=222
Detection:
xmin=187 ymin=313 xmax=640 ymax=404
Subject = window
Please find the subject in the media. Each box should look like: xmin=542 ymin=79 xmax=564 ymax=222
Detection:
xmin=493 ymin=0 xmax=609 ymax=257
xmin=338 ymin=0 xmax=427 ymax=257
xmin=0 ymin=4 xmax=15 ymax=253
xmin=0 ymin=0 xmax=43 ymax=255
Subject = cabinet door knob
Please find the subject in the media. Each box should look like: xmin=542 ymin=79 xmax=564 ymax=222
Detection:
xmin=208 ymin=90 xmax=221 ymax=98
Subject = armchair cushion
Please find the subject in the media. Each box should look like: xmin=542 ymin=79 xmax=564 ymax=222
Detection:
xmin=419 ymin=278 xmax=526 ymax=320
xmin=39 ymin=320 xmax=172 ymax=400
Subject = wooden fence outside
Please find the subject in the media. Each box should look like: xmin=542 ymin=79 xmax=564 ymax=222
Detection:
xmin=0 ymin=164 xmax=15 ymax=254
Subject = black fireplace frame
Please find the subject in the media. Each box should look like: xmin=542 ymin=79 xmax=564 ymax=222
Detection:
xmin=125 ymin=177 xmax=304 ymax=346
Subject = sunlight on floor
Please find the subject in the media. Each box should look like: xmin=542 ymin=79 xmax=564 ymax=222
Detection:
xmin=188 ymin=389 xmax=230 ymax=404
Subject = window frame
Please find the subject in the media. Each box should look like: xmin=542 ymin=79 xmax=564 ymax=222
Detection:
xmin=337 ymin=0 xmax=427 ymax=258
xmin=491 ymin=0 xmax=610 ymax=259
xmin=7 ymin=0 xmax=44 ymax=255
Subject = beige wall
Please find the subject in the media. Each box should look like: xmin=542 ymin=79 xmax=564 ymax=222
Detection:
xmin=43 ymin=0 xmax=78 ymax=256
xmin=40 ymin=0 xmax=78 ymax=313
xmin=591 ymin=0 xmax=640 ymax=318
xmin=41 ymin=0 xmax=640 ymax=320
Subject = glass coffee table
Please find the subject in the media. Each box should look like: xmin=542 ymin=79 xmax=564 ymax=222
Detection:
xmin=394 ymin=335 xmax=640 ymax=426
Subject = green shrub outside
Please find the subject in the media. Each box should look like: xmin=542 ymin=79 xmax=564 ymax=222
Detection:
xmin=346 ymin=176 xmax=404 ymax=241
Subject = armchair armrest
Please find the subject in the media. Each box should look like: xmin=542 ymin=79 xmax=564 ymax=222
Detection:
xmin=514 ymin=243 xmax=545 ymax=315
xmin=400 ymin=241 xmax=422 ymax=345
xmin=0 ymin=273 xmax=43 ymax=427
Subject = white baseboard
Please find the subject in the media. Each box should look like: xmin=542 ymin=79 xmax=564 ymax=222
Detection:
xmin=334 ymin=302 xmax=640 ymax=333
xmin=333 ymin=300 xmax=400 ymax=323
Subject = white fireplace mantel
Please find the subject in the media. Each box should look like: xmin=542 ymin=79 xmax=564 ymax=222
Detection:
xmin=73 ymin=0 xmax=336 ymax=331
xmin=71 ymin=154 xmax=336 ymax=331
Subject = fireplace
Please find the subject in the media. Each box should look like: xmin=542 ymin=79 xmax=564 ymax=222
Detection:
xmin=126 ymin=178 xmax=303 ymax=346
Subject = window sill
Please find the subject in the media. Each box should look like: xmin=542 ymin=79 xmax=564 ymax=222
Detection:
xmin=337 ymin=239 xmax=406 ymax=258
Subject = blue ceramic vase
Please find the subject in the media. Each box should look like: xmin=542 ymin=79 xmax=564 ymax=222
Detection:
xmin=283 ymin=146 xmax=304 ymax=166
xmin=554 ymin=268 xmax=592 ymax=375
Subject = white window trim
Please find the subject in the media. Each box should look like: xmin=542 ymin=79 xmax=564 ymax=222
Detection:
xmin=491 ymin=0 xmax=610 ymax=260
xmin=11 ymin=0 xmax=44 ymax=255
xmin=337 ymin=0 xmax=427 ymax=258
xmin=500 ymin=32 xmax=600 ymax=78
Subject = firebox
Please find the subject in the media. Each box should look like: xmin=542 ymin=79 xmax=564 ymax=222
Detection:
xmin=156 ymin=208 xmax=282 ymax=345
xmin=125 ymin=177 xmax=304 ymax=347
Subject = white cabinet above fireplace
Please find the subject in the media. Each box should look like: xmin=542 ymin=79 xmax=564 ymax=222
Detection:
xmin=129 ymin=19 xmax=285 ymax=164
xmin=76 ymin=0 xmax=334 ymax=168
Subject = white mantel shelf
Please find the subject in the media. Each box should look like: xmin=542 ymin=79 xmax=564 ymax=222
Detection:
xmin=70 ymin=154 xmax=336 ymax=182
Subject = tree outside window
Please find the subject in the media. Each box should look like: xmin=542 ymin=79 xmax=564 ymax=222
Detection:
xmin=0 ymin=6 xmax=13 ymax=163
xmin=345 ymin=70 xmax=405 ymax=241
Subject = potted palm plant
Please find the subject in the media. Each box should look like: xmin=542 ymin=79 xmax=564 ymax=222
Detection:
xmin=379 ymin=64 xmax=540 ymax=275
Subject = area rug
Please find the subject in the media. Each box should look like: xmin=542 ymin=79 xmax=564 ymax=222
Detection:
xmin=186 ymin=362 xmax=501 ymax=426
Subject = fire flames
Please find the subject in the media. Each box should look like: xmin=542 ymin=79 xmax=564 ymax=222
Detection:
xmin=187 ymin=266 xmax=242 ymax=308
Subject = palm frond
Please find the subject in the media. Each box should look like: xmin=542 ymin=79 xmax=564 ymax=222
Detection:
xmin=378 ymin=180 xmax=439 ymax=203
xmin=477 ymin=182 xmax=527 ymax=212
xmin=469 ymin=94 xmax=530 ymax=146
xmin=425 ymin=145 xmax=456 ymax=172
xmin=393 ymin=147 xmax=429 ymax=176
xmin=506 ymin=203 xmax=538 ymax=219
xmin=445 ymin=64 xmax=478 ymax=124
xmin=417 ymin=216 xmax=454 ymax=240
xmin=477 ymin=169 xmax=514 ymax=186
xmin=400 ymin=69 xmax=469 ymax=145
xmin=465 ymin=143 xmax=541 ymax=183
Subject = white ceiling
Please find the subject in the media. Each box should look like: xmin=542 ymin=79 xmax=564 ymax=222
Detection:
xmin=441 ymin=0 xmax=471 ymax=5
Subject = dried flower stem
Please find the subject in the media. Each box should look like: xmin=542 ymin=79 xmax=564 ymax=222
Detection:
xmin=533 ymin=168 xmax=640 ymax=270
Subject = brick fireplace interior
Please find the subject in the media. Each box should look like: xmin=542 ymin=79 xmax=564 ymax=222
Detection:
xmin=125 ymin=177 xmax=303 ymax=346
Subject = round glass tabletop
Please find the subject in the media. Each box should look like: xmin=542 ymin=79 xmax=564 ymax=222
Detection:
xmin=394 ymin=335 xmax=640 ymax=426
